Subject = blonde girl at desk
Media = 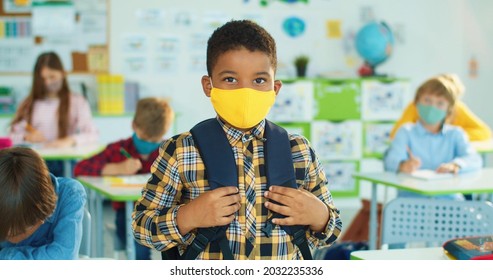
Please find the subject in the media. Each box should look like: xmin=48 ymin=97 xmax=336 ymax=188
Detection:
xmin=9 ymin=52 xmax=99 ymax=176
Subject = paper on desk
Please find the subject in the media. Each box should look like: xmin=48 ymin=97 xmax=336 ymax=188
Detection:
xmin=409 ymin=169 xmax=454 ymax=181
xmin=104 ymin=174 xmax=151 ymax=187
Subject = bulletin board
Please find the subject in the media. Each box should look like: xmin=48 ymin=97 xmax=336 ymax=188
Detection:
xmin=0 ymin=0 xmax=109 ymax=73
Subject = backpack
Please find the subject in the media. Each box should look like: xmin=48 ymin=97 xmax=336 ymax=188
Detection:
xmin=161 ymin=118 xmax=312 ymax=260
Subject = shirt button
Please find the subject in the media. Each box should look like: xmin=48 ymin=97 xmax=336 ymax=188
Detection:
xmin=245 ymin=156 xmax=252 ymax=162
xmin=247 ymin=236 xmax=255 ymax=243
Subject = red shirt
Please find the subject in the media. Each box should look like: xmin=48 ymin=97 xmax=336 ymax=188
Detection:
xmin=74 ymin=137 xmax=160 ymax=210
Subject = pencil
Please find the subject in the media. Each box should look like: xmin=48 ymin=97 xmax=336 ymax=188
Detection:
xmin=120 ymin=147 xmax=132 ymax=158
xmin=26 ymin=123 xmax=35 ymax=133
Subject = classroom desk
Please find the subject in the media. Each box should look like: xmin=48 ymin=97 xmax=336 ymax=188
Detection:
xmin=350 ymin=247 xmax=450 ymax=260
xmin=352 ymin=168 xmax=493 ymax=250
xmin=34 ymin=144 xmax=104 ymax=177
xmin=472 ymin=139 xmax=493 ymax=165
xmin=77 ymin=175 xmax=148 ymax=260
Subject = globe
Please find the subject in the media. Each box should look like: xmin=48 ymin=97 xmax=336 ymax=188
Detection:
xmin=355 ymin=21 xmax=394 ymax=75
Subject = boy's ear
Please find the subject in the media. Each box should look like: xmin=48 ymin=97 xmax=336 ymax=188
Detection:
xmin=201 ymin=75 xmax=212 ymax=97
xmin=274 ymin=80 xmax=282 ymax=96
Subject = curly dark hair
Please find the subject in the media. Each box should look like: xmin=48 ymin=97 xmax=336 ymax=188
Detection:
xmin=206 ymin=19 xmax=277 ymax=76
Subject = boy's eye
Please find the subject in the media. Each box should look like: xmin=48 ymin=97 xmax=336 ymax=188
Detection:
xmin=254 ymin=78 xmax=266 ymax=84
xmin=224 ymin=77 xmax=237 ymax=83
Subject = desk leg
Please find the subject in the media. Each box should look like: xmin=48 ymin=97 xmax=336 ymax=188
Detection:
xmin=125 ymin=201 xmax=136 ymax=260
xmin=369 ymin=182 xmax=378 ymax=250
xmin=63 ymin=160 xmax=72 ymax=178
xmin=95 ymin=193 xmax=104 ymax=258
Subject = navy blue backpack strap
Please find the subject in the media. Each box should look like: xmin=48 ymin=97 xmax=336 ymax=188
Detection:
xmin=180 ymin=118 xmax=235 ymax=260
xmin=262 ymin=120 xmax=312 ymax=260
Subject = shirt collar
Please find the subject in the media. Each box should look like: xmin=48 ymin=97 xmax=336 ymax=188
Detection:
xmin=216 ymin=117 xmax=266 ymax=146
xmin=415 ymin=121 xmax=449 ymax=136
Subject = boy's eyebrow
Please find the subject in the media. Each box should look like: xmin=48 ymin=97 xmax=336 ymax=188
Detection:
xmin=216 ymin=70 xmax=272 ymax=77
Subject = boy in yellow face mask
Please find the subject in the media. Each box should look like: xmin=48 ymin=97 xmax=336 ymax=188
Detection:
xmin=132 ymin=19 xmax=342 ymax=260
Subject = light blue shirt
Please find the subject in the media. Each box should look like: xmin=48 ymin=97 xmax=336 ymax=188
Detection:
xmin=0 ymin=174 xmax=86 ymax=260
xmin=384 ymin=122 xmax=483 ymax=199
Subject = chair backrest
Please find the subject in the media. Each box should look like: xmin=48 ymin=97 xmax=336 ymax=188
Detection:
xmin=79 ymin=207 xmax=91 ymax=258
xmin=381 ymin=198 xmax=493 ymax=247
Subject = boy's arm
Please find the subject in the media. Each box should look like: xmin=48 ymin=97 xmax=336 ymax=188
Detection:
xmin=0 ymin=179 xmax=86 ymax=260
xmin=450 ymin=128 xmax=483 ymax=173
xmin=383 ymin=127 xmax=410 ymax=172
xmin=132 ymin=137 xmax=195 ymax=252
xmin=74 ymin=142 xmax=123 ymax=176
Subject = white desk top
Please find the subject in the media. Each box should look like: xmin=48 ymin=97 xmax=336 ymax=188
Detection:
xmin=472 ymin=139 xmax=493 ymax=153
xmin=33 ymin=144 xmax=104 ymax=160
xmin=77 ymin=174 xmax=150 ymax=201
xmin=350 ymin=247 xmax=450 ymax=260
xmin=353 ymin=168 xmax=493 ymax=195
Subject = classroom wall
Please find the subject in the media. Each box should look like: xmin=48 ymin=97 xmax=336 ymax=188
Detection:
xmin=1 ymin=0 xmax=492 ymax=164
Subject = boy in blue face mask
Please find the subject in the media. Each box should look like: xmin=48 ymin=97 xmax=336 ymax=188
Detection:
xmin=74 ymin=97 xmax=174 ymax=259
xmin=384 ymin=76 xmax=482 ymax=200
xmin=132 ymin=20 xmax=342 ymax=260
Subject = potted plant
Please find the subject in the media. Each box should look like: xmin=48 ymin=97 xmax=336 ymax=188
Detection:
xmin=294 ymin=55 xmax=309 ymax=78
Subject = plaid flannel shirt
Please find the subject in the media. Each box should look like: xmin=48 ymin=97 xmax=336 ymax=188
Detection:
xmin=132 ymin=118 xmax=342 ymax=260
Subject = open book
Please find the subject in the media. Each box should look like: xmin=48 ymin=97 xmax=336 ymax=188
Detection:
xmin=104 ymin=174 xmax=151 ymax=187
xmin=408 ymin=169 xmax=454 ymax=181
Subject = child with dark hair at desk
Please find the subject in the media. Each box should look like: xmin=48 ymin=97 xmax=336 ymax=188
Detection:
xmin=9 ymin=51 xmax=98 ymax=177
xmin=384 ymin=75 xmax=482 ymax=200
xmin=74 ymin=97 xmax=174 ymax=260
xmin=0 ymin=147 xmax=86 ymax=259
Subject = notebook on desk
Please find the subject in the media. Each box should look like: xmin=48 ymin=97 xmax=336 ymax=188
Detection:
xmin=408 ymin=169 xmax=455 ymax=181
xmin=104 ymin=174 xmax=151 ymax=187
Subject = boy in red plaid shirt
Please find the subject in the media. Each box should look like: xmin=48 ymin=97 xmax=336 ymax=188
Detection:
xmin=74 ymin=97 xmax=173 ymax=259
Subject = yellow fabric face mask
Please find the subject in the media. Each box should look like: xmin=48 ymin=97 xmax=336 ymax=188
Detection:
xmin=210 ymin=87 xmax=276 ymax=129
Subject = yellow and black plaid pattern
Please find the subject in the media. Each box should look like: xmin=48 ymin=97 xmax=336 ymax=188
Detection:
xmin=132 ymin=118 xmax=342 ymax=260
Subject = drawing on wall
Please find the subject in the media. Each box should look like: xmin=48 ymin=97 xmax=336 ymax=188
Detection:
xmin=153 ymin=56 xmax=178 ymax=74
xmin=267 ymin=80 xmax=313 ymax=122
xmin=282 ymin=16 xmax=305 ymax=38
xmin=173 ymin=11 xmax=193 ymax=27
xmin=311 ymin=120 xmax=362 ymax=160
xmin=364 ymin=122 xmax=393 ymax=156
xmin=361 ymin=80 xmax=410 ymax=120
xmin=322 ymin=161 xmax=358 ymax=192
xmin=135 ymin=9 xmax=166 ymax=28
xmin=123 ymin=56 xmax=148 ymax=74
xmin=326 ymin=20 xmax=341 ymax=39
xmin=155 ymin=35 xmax=180 ymax=54
xmin=121 ymin=34 xmax=148 ymax=53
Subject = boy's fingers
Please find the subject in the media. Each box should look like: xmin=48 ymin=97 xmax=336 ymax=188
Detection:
xmin=214 ymin=186 xmax=240 ymax=196
xmin=272 ymin=217 xmax=295 ymax=226
xmin=264 ymin=201 xmax=290 ymax=216
xmin=268 ymin=186 xmax=297 ymax=197
xmin=264 ymin=191 xmax=290 ymax=206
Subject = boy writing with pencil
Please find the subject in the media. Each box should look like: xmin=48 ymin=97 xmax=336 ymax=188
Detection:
xmin=132 ymin=20 xmax=341 ymax=260
xmin=74 ymin=97 xmax=174 ymax=259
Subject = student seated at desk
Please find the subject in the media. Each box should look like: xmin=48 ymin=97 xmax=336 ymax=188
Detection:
xmin=390 ymin=73 xmax=492 ymax=142
xmin=0 ymin=147 xmax=86 ymax=260
xmin=74 ymin=97 xmax=174 ymax=260
xmin=384 ymin=75 xmax=483 ymax=200
xmin=9 ymin=52 xmax=99 ymax=177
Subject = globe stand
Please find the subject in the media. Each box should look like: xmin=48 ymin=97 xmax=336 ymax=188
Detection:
xmin=358 ymin=61 xmax=388 ymax=77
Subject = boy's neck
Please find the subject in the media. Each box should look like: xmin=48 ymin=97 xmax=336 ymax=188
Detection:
xmin=419 ymin=120 xmax=442 ymax=134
